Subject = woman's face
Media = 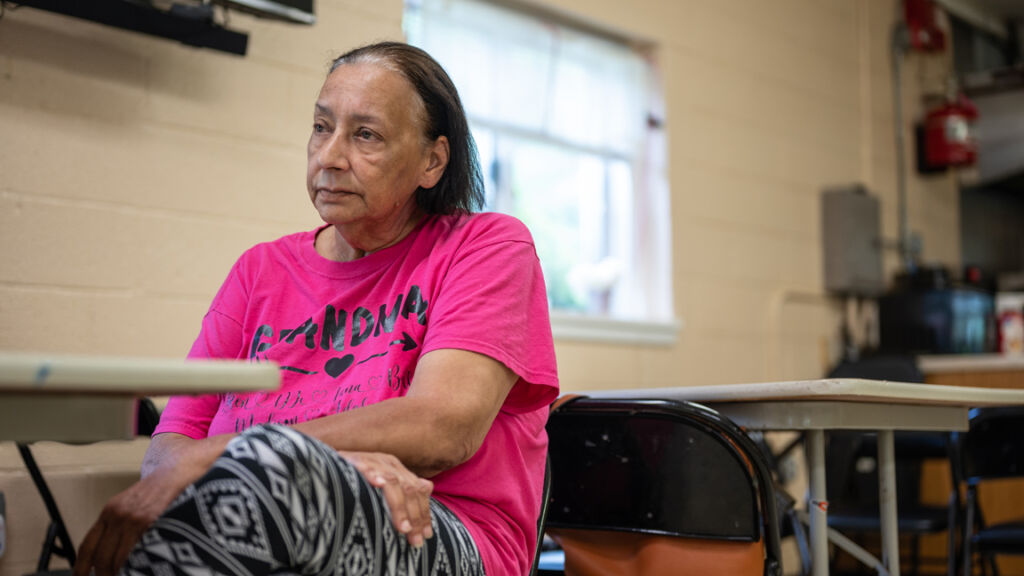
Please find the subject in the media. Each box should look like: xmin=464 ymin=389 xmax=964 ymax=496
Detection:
xmin=307 ymin=61 xmax=447 ymax=239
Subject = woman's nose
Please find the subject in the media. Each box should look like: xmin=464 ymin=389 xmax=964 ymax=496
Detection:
xmin=318 ymin=133 xmax=351 ymax=171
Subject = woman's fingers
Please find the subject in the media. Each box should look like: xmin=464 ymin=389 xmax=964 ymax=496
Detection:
xmin=113 ymin=525 xmax=142 ymax=575
xmin=73 ymin=521 xmax=105 ymax=576
xmin=418 ymin=478 xmax=434 ymax=540
xmin=402 ymin=477 xmax=434 ymax=544
xmin=74 ymin=513 xmax=128 ymax=576
xmin=400 ymin=479 xmax=425 ymax=547
xmin=339 ymin=450 xmax=434 ymax=547
xmin=79 ymin=494 xmax=137 ymax=576
xmin=91 ymin=528 xmax=125 ymax=576
xmin=377 ymin=460 xmax=427 ymax=545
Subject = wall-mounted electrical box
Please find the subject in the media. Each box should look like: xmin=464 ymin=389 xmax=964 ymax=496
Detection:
xmin=822 ymin=185 xmax=885 ymax=296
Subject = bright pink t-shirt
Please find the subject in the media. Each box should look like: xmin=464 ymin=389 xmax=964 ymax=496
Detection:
xmin=155 ymin=212 xmax=559 ymax=575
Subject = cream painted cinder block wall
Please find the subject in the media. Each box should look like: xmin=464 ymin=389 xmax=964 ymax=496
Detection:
xmin=0 ymin=1 xmax=960 ymax=574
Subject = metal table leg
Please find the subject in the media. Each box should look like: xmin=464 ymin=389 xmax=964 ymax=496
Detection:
xmin=877 ymin=429 xmax=901 ymax=576
xmin=807 ymin=429 xmax=829 ymax=576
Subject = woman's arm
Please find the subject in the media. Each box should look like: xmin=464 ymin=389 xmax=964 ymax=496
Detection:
xmin=294 ymin=348 xmax=519 ymax=477
xmin=142 ymin=347 xmax=516 ymax=479
xmin=140 ymin=432 xmax=209 ymax=478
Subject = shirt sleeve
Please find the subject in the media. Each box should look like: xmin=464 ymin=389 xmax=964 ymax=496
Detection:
xmin=153 ymin=255 xmax=251 ymax=438
xmin=421 ymin=215 xmax=559 ymax=414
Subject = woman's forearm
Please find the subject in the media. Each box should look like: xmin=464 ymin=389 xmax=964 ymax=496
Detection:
xmin=143 ymin=399 xmax=462 ymax=481
xmin=144 ymin=396 xmax=471 ymax=480
xmin=148 ymin=350 xmax=515 ymax=478
xmin=141 ymin=432 xmax=233 ymax=479
xmin=293 ymin=395 xmax=480 ymax=477
xmin=294 ymin=349 xmax=517 ymax=477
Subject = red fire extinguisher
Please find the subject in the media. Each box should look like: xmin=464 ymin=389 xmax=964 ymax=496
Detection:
xmin=904 ymin=0 xmax=945 ymax=52
xmin=920 ymin=93 xmax=978 ymax=171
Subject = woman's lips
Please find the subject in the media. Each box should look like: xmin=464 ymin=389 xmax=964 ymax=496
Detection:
xmin=318 ymin=188 xmax=357 ymax=199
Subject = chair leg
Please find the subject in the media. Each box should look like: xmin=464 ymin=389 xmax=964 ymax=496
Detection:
xmin=16 ymin=443 xmax=77 ymax=571
xmin=788 ymin=509 xmax=812 ymax=576
xmin=910 ymin=534 xmax=919 ymax=576
xmin=963 ymin=488 xmax=976 ymax=576
xmin=947 ymin=491 xmax=959 ymax=576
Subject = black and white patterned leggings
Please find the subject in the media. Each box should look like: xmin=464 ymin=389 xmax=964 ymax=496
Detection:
xmin=120 ymin=425 xmax=486 ymax=576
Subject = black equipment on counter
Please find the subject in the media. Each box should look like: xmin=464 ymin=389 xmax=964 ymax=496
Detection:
xmin=879 ymin=266 xmax=996 ymax=355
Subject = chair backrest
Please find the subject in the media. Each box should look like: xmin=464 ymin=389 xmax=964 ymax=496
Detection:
xmin=824 ymin=354 xmax=949 ymax=509
xmin=825 ymin=430 xmax=951 ymax=509
xmin=544 ymin=397 xmax=782 ymax=576
xmin=137 ymin=397 xmax=161 ymax=437
xmin=962 ymin=406 xmax=1024 ymax=484
xmin=827 ymin=354 xmax=924 ymax=383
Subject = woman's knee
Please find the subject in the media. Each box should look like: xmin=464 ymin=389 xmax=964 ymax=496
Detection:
xmin=227 ymin=424 xmax=323 ymax=465
xmin=221 ymin=424 xmax=362 ymax=494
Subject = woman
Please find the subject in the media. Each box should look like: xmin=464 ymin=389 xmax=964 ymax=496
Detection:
xmin=73 ymin=42 xmax=558 ymax=576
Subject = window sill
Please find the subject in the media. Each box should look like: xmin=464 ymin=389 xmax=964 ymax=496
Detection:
xmin=550 ymin=312 xmax=682 ymax=346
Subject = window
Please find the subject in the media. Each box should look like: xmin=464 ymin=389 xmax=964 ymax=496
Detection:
xmin=404 ymin=0 xmax=676 ymax=343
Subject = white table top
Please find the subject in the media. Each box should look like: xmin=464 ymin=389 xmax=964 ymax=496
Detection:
xmin=0 ymin=352 xmax=279 ymax=443
xmin=0 ymin=352 xmax=279 ymax=395
xmin=583 ymin=378 xmax=1024 ymax=407
xmin=582 ymin=379 xmax=1024 ymax=432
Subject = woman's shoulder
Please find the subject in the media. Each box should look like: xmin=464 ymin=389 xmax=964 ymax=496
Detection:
xmin=241 ymin=228 xmax=316 ymax=257
xmin=231 ymin=227 xmax=319 ymax=275
xmin=432 ymin=212 xmax=535 ymax=246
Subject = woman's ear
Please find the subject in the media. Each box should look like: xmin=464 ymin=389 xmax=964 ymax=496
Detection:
xmin=419 ymin=136 xmax=450 ymax=190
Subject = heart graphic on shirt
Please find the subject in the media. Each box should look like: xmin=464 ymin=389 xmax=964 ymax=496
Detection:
xmin=324 ymin=354 xmax=355 ymax=378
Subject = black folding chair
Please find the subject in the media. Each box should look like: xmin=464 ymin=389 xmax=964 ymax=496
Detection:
xmin=825 ymin=430 xmax=959 ymax=576
xmin=824 ymin=355 xmax=961 ymax=576
xmin=960 ymin=406 xmax=1024 ymax=576
xmin=541 ymin=396 xmax=782 ymax=576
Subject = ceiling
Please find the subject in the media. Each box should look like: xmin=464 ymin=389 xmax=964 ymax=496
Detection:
xmin=972 ymin=0 xmax=1024 ymax=20
xmin=937 ymin=0 xmax=1024 ymax=39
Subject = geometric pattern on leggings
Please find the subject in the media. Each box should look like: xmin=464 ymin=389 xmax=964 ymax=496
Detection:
xmin=120 ymin=425 xmax=486 ymax=576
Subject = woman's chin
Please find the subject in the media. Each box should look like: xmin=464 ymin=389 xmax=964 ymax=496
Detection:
xmin=314 ymin=205 xmax=360 ymax=227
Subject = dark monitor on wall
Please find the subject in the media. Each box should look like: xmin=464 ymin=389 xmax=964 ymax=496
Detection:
xmin=15 ymin=0 xmax=316 ymax=56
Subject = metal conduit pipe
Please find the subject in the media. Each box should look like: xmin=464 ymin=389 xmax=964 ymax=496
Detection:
xmin=891 ymin=22 xmax=916 ymax=273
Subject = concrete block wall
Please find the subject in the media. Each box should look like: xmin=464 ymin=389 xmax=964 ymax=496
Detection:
xmin=0 ymin=1 xmax=962 ymax=574
xmin=0 ymin=3 xmax=402 ymax=360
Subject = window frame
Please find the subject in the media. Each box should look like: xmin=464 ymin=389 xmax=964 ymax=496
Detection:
xmin=404 ymin=0 xmax=680 ymax=345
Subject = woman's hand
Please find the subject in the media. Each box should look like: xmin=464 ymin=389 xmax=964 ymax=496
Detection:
xmin=73 ymin=434 xmax=229 ymax=576
xmin=72 ymin=467 xmax=191 ymax=576
xmin=338 ymin=450 xmax=434 ymax=548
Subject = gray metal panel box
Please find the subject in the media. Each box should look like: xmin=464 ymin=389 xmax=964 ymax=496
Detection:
xmin=822 ymin=186 xmax=884 ymax=295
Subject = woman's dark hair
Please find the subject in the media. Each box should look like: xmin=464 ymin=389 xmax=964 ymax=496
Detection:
xmin=330 ymin=42 xmax=484 ymax=215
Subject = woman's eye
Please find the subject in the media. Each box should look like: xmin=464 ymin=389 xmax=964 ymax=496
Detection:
xmin=313 ymin=123 xmax=328 ymax=134
xmin=356 ymin=129 xmax=376 ymax=140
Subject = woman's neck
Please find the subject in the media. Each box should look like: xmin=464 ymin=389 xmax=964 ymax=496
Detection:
xmin=315 ymin=213 xmax=424 ymax=262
